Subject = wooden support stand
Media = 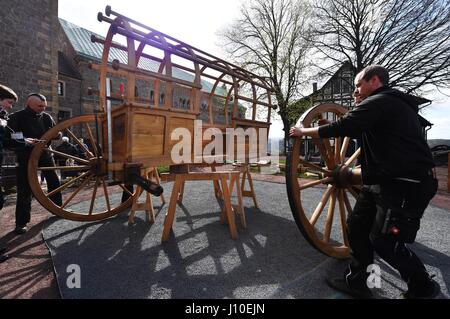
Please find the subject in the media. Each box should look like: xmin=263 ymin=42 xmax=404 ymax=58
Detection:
xmin=129 ymin=167 xmax=166 ymax=224
xmin=231 ymin=163 xmax=259 ymax=209
xmin=161 ymin=169 xmax=244 ymax=242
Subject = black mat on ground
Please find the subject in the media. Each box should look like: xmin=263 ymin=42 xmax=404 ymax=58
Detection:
xmin=42 ymin=181 xmax=450 ymax=299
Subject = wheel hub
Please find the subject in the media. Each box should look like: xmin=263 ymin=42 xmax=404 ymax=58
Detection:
xmin=89 ymin=157 xmax=108 ymax=177
xmin=331 ymin=165 xmax=360 ymax=189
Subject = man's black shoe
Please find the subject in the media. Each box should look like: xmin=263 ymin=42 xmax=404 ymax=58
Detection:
xmin=0 ymin=254 xmax=9 ymax=263
xmin=326 ymin=276 xmax=373 ymax=299
xmin=403 ymin=279 xmax=441 ymax=299
xmin=14 ymin=225 xmax=27 ymax=235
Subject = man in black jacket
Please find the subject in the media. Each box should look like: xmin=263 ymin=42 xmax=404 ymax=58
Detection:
xmin=7 ymin=93 xmax=62 ymax=234
xmin=290 ymin=65 xmax=439 ymax=299
xmin=0 ymin=84 xmax=18 ymax=262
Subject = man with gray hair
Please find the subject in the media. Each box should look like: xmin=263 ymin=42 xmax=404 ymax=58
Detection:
xmin=290 ymin=65 xmax=439 ymax=299
xmin=55 ymin=136 xmax=77 ymax=180
xmin=7 ymin=93 xmax=62 ymax=234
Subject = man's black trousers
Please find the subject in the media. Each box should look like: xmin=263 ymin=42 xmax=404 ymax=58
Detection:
xmin=346 ymin=175 xmax=438 ymax=287
xmin=15 ymin=155 xmax=62 ymax=227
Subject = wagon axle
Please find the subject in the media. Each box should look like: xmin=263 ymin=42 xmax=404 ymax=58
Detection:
xmin=124 ymin=163 xmax=164 ymax=197
xmin=330 ymin=165 xmax=362 ymax=189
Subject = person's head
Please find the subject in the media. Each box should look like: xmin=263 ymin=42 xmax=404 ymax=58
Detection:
xmin=26 ymin=93 xmax=47 ymax=114
xmin=62 ymin=136 xmax=69 ymax=143
xmin=354 ymin=65 xmax=389 ymax=101
xmin=0 ymin=84 xmax=18 ymax=110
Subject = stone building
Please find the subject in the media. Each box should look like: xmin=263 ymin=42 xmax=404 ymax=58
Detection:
xmin=57 ymin=18 xmax=240 ymax=124
xmin=0 ymin=1 xmax=242 ymax=188
xmin=1 ymin=0 xmax=60 ymax=115
xmin=1 ymin=0 xmax=61 ymax=179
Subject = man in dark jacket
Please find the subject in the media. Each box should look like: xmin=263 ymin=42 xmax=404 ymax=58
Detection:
xmin=290 ymin=65 xmax=439 ymax=299
xmin=6 ymin=93 xmax=62 ymax=234
xmin=0 ymin=84 xmax=18 ymax=262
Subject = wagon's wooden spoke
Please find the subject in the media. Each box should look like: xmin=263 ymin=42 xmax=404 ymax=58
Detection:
xmin=65 ymin=128 xmax=94 ymax=159
xmin=312 ymin=138 xmax=334 ymax=170
xmin=84 ymin=123 xmax=99 ymax=157
xmin=119 ymin=183 xmax=133 ymax=196
xmin=340 ymin=137 xmax=350 ymax=163
xmin=299 ymin=177 xmax=333 ymax=191
xmin=344 ymin=148 xmax=361 ymax=166
xmin=347 ymin=186 xmax=359 ymax=200
xmin=337 ymin=190 xmax=349 ymax=247
xmin=39 ymin=166 xmax=90 ymax=171
xmin=101 ymin=177 xmax=112 ymax=212
xmin=343 ymin=191 xmax=353 ymax=215
xmin=28 ymin=115 xmax=131 ymax=222
xmin=43 ymin=148 xmax=90 ymax=165
xmin=61 ymin=175 xmax=93 ymax=209
xmin=334 ymin=137 xmax=341 ymax=164
xmin=323 ymin=189 xmax=337 ymax=243
xmin=88 ymin=177 xmax=100 ymax=216
xmin=298 ymin=157 xmax=330 ymax=175
xmin=287 ymin=105 xmax=358 ymax=258
xmin=47 ymin=172 xmax=91 ymax=197
xmin=310 ymin=185 xmax=334 ymax=226
xmin=322 ymin=138 xmax=336 ymax=169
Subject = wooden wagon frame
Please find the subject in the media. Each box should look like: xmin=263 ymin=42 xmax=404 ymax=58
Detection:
xmin=27 ymin=7 xmax=274 ymax=226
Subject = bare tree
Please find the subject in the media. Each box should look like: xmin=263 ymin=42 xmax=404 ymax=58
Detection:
xmin=312 ymin=0 xmax=450 ymax=94
xmin=219 ymin=0 xmax=312 ymax=153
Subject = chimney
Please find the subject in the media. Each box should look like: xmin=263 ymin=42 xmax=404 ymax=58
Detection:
xmin=313 ymin=82 xmax=318 ymax=93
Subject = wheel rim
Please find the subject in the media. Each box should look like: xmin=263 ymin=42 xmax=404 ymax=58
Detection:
xmin=28 ymin=115 xmax=134 ymax=221
xmin=286 ymin=104 xmax=362 ymax=259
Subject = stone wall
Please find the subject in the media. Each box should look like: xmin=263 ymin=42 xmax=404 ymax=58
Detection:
xmin=0 ymin=0 xmax=60 ymax=166
xmin=58 ymin=74 xmax=82 ymax=119
xmin=0 ymin=0 xmax=59 ymax=116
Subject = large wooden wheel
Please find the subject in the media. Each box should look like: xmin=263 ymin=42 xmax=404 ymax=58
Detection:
xmin=286 ymin=104 xmax=362 ymax=259
xmin=28 ymin=115 xmax=135 ymax=221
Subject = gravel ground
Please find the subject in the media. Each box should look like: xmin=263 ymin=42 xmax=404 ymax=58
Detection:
xmin=1 ymin=166 xmax=449 ymax=299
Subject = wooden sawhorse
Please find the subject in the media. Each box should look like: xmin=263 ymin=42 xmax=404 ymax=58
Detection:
xmin=216 ymin=163 xmax=258 ymax=209
xmin=161 ymin=170 xmax=244 ymax=242
xmin=128 ymin=167 xmax=166 ymax=224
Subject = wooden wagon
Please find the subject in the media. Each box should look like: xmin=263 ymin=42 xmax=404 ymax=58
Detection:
xmin=27 ymin=7 xmax=273 ymax=229
xmin=27 ymin=6 xmax=363 ymax=259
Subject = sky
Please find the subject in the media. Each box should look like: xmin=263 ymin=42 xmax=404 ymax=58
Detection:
xmin=58 ymin=0 xmax=450 ymax=140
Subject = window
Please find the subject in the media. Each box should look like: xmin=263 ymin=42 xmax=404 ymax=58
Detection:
xmin=342 ymin=79 xmax=352 ymax=93
xmin=150 ymin=90 xmax=154 ymax=103
xmin=333 ymin=79 xmax=341 ymax=95
xmin=342 ymin=74 xmax=352 ymax=93
xmin=57 ymin=81 xmax=65 ymax=97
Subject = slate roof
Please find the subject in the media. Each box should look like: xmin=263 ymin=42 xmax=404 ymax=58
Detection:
xmin=58 ymin=51 xmax=82 ymax=79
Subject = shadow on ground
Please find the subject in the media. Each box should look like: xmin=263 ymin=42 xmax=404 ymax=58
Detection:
xmin=42 ymin=181 xmax=450 ymax=299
